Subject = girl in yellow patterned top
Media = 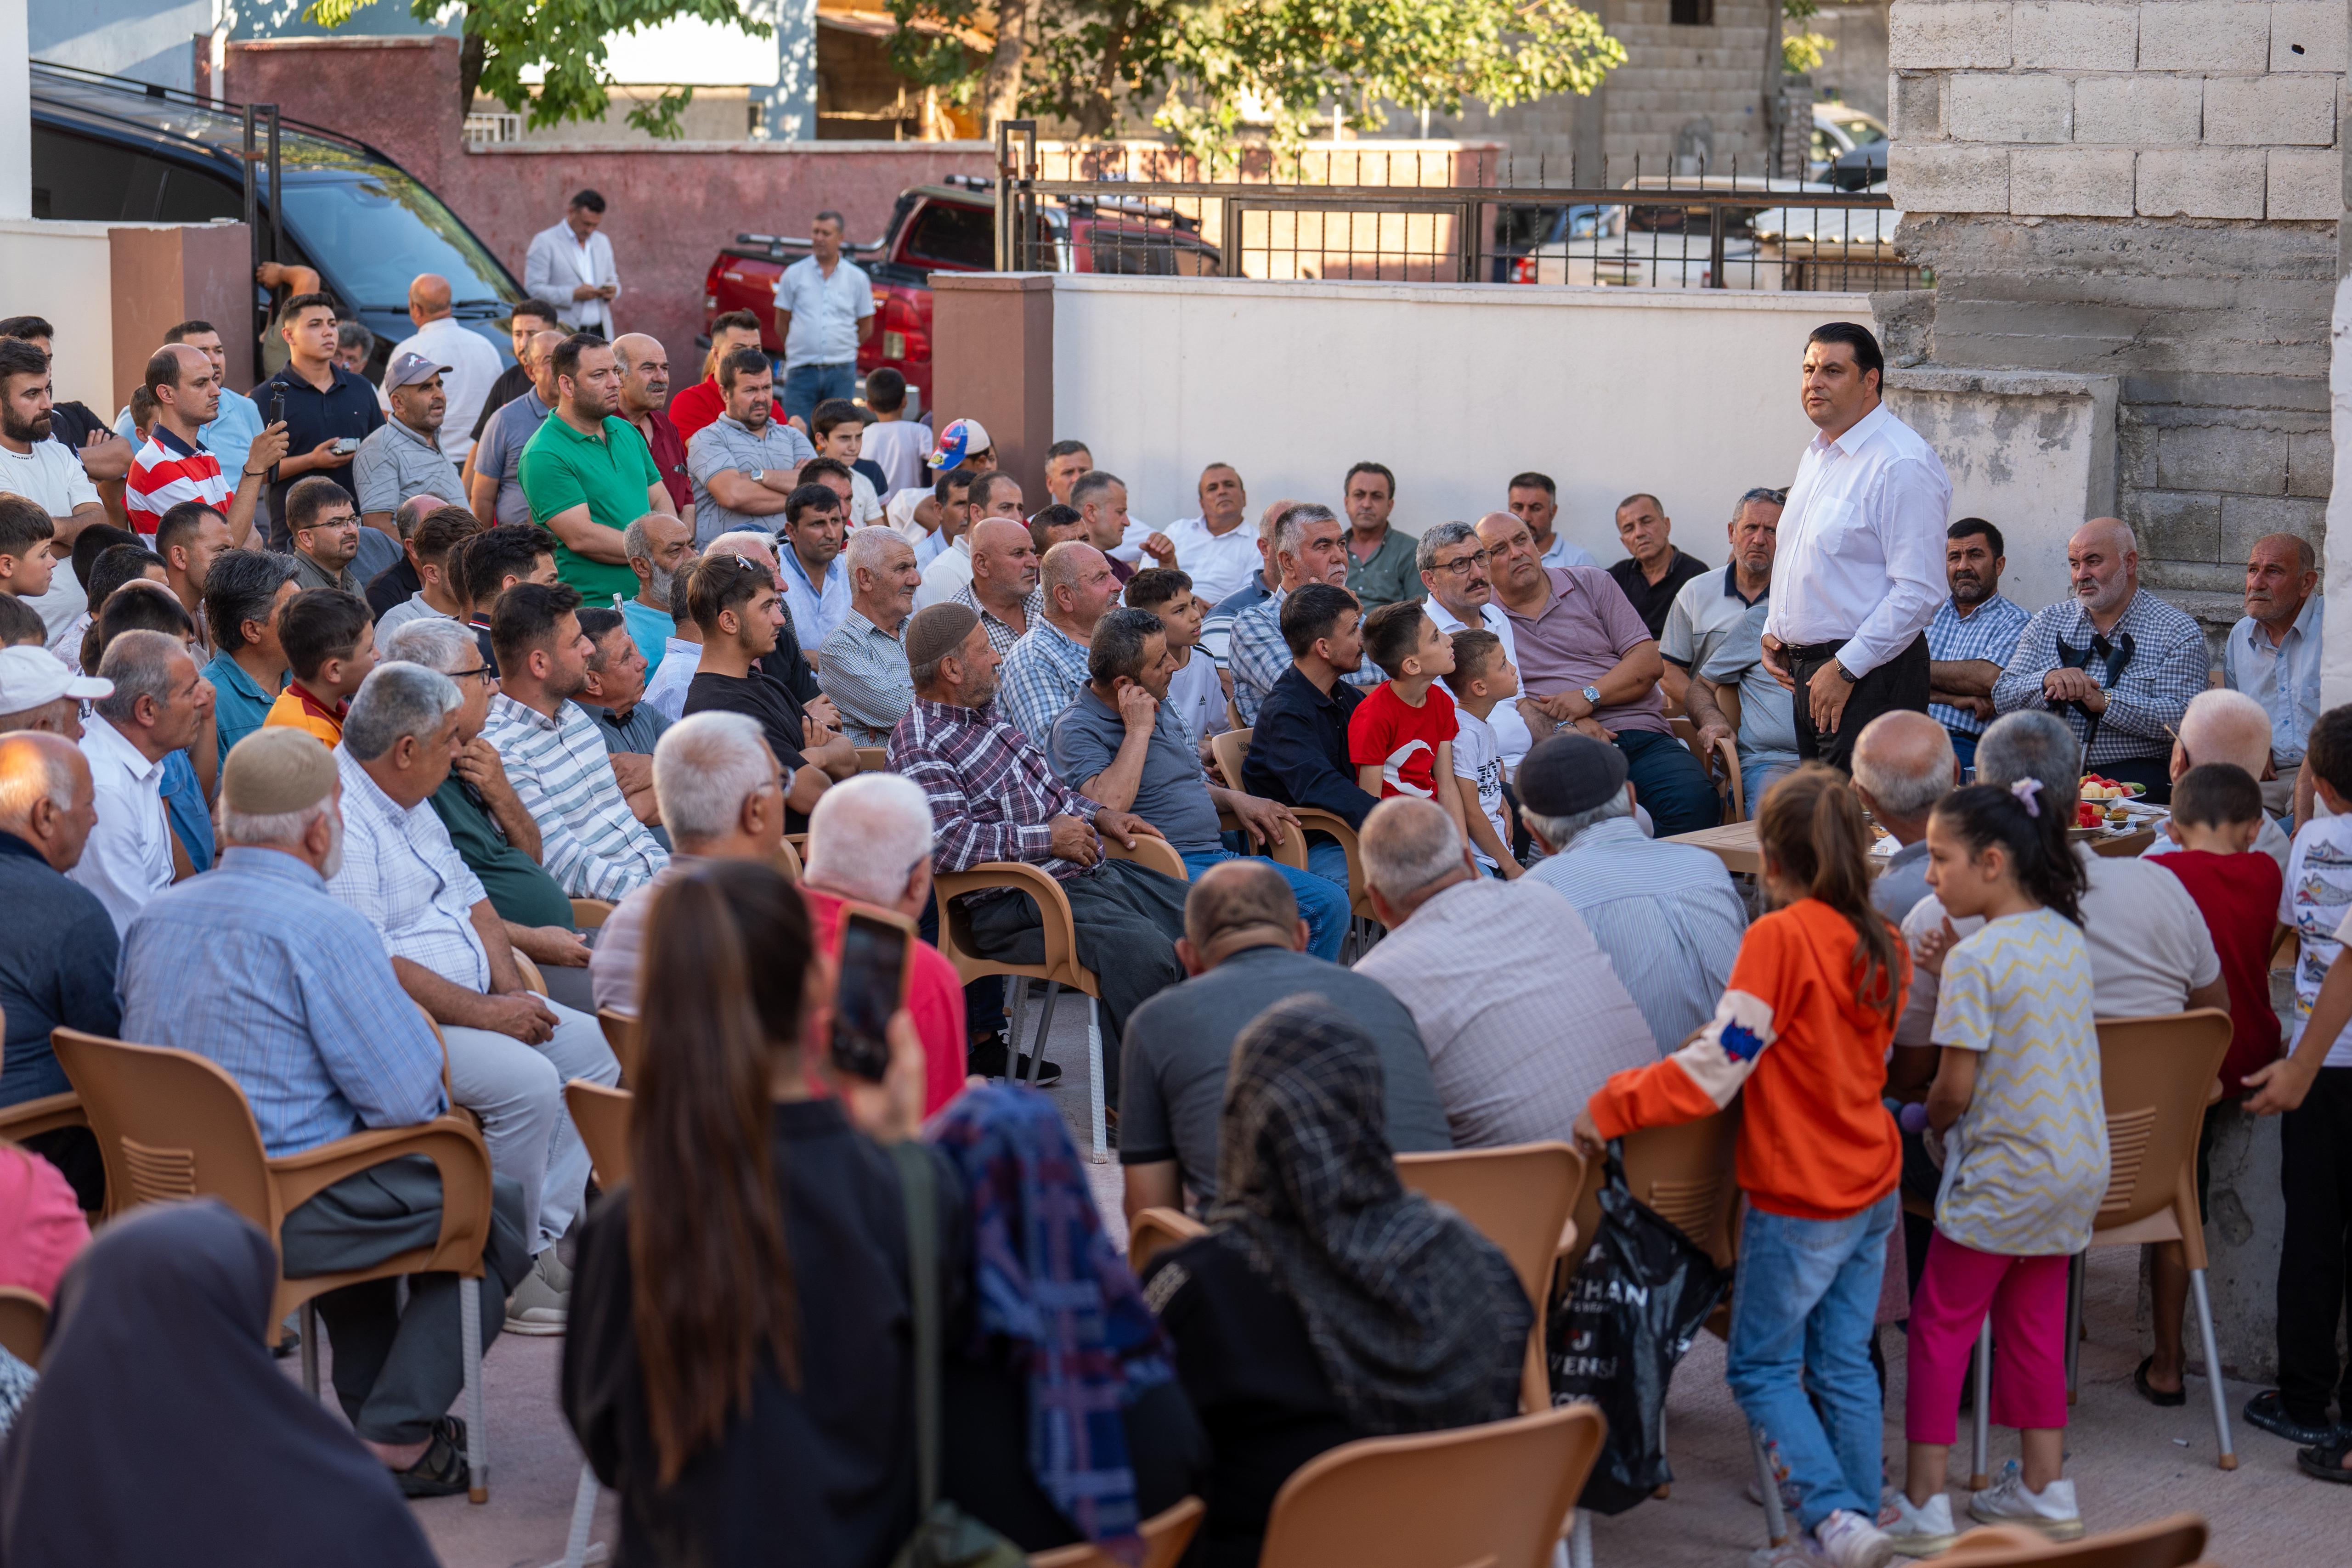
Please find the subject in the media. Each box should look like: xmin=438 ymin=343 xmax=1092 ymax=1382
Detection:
xmin=1883 ymin=778 xmax=2108 ymax=1557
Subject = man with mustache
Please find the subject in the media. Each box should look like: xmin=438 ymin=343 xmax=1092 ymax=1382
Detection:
xmin=2222 ymin=531 xmax=2323 ymax=817
xmin=1925 ymin=517 xmax=2031 ymax=771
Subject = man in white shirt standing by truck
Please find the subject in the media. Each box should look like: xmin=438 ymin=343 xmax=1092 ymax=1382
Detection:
xmin=771 ymin=210 xmax=875 ymax=428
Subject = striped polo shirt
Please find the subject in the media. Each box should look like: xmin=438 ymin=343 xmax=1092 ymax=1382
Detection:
xmin=126 ymin=423 xmax=229 ymax=538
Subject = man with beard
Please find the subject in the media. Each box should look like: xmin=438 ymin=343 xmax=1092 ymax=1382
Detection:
xmin=126 ymin=344 xmax=287 ymax=548
xmin=518 ymin=335 xmax=676 ymax=606
xmin=620 ymin=510 xmax=695 ymax=677
xmin=684 ymin=349 xmax=815 ymax=545
xmin=1672 ymin=488 xmax=1789 ymax=803
xmin=1925 ymin=517 xmax=2031 ymax=770
xmin=0 ymin=338 xmax=107 ymax=647
xmin=1993 ymin=517 xmax=2207 ymax=801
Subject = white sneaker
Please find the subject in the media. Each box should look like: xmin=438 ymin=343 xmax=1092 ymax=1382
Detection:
xmin=1877 ymin=1492 xmax=1957 ymax=1558
xmin=1968 ymin=1464 xmax=2082 ymax=1541
xmin=1813 ymin=1508 xmax=1896 ymax=1568
xmin=503 ymin=1248 xmax=570 ymax=1336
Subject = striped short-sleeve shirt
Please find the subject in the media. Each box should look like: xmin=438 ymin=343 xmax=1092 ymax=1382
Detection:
xmin=126 ymin=424 xmax=228 ymax=538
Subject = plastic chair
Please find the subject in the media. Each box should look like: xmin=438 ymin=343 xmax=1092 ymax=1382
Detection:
xmin=512 ymin=952 xmax=549 ymax=996
xmin=1212 ymin=727 xmax=1377 ymax=950
xmin=1127 ymin=1205 xmax=1209 ymax=1276
xmin=855 ymin=745 xmax=888 ymax=773
xmin=569 ymin=898 xmax=615 ymax=930
xmin=932 ymin=861 xmax=1112 ymax=1162
xmin=1398 ymin=1142 xmax=1584 ymax=1415
xmin=564 ymin=1080 xmax=632 ymax=1189
xmin=1030 ymin=1496 xmax=1205 ymax=1568
xmin=51 ymin=1027 xmax=498 ymax=1501
xmin=1935 ymin=1512 xmax=2206 ymax=1566
xmin=598 ymin=1008 xmax=642 ymax=1084
xmin=1107 ymin=835 xmax=1189 ymax=883
xmin=1668 ymin=716 xmax=1747 ymax=824
xmin=0 ymin=1091 xmax=85 ymax=1142
xmin=0 ymin=1286 xmax=45 ymax=1363
xmin=1257 ymin=1402 xmax=1604 ymax=1568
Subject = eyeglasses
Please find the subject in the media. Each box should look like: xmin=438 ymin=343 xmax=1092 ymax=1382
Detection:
xmin=449 ymin=666 xmax=497 ymax=683
xmin=1429 ymin=548 xmax=1491 ymax=576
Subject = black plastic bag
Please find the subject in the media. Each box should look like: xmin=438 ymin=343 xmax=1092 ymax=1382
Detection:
xmin=1546 ymin=1142 xmax=1732 ymax=1516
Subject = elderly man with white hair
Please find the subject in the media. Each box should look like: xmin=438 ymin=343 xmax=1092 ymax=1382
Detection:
xmin=72 ymin=627 xmax=207 ymax=934
xmin=2224 ymin=530 xmax=2323 ymax=816
xmin=1992 ymin=517 xmax=2208 ymax=801
xmin=641 ymin=528 xmax=841 ymax=727
xmin=2144 ymin=687 xmax=2294 ymax=873
xmin=327 ymin=660 xmax=619 ymax=1335
xmin=1850 ymin=708 xmax=1960 ymax=922
xmin=818 ymin=524 xmax=920 ymax=743
xmin=1351 ymin=796 xmax=1654 ymax=1147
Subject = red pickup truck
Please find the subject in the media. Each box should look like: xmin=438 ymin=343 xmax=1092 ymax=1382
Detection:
xmin=703 ymin=177 xmax=1221 ymax=413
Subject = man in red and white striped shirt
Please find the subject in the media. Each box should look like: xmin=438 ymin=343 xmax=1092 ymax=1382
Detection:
xmin=126 ymin=345 xmax=285 ymax=547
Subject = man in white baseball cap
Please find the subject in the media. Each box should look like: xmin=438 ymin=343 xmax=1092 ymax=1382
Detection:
xmin=927 ymin=416 xmax=993 ymax=472
xmin=0 ymin=644 xmax=112 ymax=739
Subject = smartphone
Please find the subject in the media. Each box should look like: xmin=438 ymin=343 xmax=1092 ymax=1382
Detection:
xmin=331 ymin=436 xmax=361 ymax=456
xmin=268 ymin=388 xmax=286 ymax=426
xmin=830 ymin=908 xmax=914 ymax=1082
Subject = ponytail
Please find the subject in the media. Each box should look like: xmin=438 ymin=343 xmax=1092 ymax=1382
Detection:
xmin=1929 ymin=781 xmax=2087 ymax=927
xmin=1754 ymin=764 xmax=1904 ymax=1025
xmin=628 ymin=861 xmax=814 ymax=1483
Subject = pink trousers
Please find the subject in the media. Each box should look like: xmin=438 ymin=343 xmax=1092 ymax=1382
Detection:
xmin=1904 ymin=1230 xmax=2071 ymax=1444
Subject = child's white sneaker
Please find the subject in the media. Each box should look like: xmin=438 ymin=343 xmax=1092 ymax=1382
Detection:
xmin=1813 ymin=1508 xmax=1896 ymax=1568
xmin=1877 ymin=1492 xmax=1957 ymax=1558
xmin=1968 ymin=1463 xmax=2083 ymax=1541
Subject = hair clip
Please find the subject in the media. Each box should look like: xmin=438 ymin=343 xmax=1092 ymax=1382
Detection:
xmin=2008 ymin=778 xmax=2042 ymax=818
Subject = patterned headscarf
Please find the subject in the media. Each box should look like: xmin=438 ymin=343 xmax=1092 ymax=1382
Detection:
xmin=926 ymin=1084 xmax=1174 ymax=1562
xmin=1208 ymin=997 xmax=1532 ymax=1436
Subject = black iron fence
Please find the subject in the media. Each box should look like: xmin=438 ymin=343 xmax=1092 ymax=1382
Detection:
xmin=990 ymin=121 xmax=1917 ymax=293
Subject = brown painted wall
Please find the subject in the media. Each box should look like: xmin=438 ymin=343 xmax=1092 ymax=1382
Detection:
xmin=108 ymin=222 xmax=256 ymax=412
xmin=930 ymin=274 xmax=1055 ymax=502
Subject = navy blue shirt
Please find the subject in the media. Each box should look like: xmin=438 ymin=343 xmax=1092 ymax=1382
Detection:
xmin=258 ymin=363 xmax=385 ymax=545
xmin=0 ymin=830 xmax=123 ymax=1105
xmin=1240 ymin=665 xmax=1380 ymax=829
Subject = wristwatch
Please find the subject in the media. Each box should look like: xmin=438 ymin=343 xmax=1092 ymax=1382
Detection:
xmin=747 ymin=468 xmax=764 ymax=485
xmin=1836 ymin=662 xmax=1857 ymax=683
xmin=1581 ymin=684 xmax=1603 ymax=708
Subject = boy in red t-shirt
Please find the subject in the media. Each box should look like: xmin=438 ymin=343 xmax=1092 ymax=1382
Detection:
xmin=2142 ymin=761 xmax=2282 ymax=1408
xmin=1348 ymin=601 xmax=1467 ymax=839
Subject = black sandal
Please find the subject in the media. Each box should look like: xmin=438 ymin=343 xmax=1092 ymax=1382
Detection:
xmin=390 ymin=1424 xmax=471 ymax=1498
xmin=2296 ymin=1434 xmax=2352 ymax=1483
xmin=2134 ymin=1355 xmax=2186 ymax=1408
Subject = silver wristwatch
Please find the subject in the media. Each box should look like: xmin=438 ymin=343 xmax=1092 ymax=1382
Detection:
xmin=1581 ymin=684 xmax=1603 ymax=707
xmin=748 ymin=468 xmax=765 ymax=485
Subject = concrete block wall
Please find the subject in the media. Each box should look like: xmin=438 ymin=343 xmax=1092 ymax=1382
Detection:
xmin=1887 ymin=0 xmax=2342 ymax=628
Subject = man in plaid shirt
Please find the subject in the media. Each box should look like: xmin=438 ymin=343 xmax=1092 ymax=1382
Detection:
xmin=1992 ymin=517 xmax=2207 ymax=800
xmin=1925 ymin=517 xmax=2031 ymax=770
xmin=887 ymin=600 xmax=1186 ymax=1101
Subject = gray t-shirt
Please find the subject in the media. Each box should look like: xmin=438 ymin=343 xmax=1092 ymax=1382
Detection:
xmin=1119 ymin=945 xmax=1452 ymax=1204
xmin=1048 ymin=688 xmax=1225 ymax=854
xmin=474 ymin=390 xmax=549 ymax=526
xmin=686 ymin=415 xmax=818 ymax=546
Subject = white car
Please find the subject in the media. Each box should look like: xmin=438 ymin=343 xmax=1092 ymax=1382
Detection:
xmin=1515 ymin=175 xmax=1845 ymax=289
xmin=1809 ymin=102 xmax=1888 ymax=180
xmin=1747 ymin=197 xmax=1918 ymax=291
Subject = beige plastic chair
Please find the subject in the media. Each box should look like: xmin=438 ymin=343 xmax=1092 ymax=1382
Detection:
xmin=1029 ymin=1496 xmax=1206 ymax=1568
xmin=51 ymin=1026 xmax=499 ymax=1501
xmin=1107 ymin=835 xmax=1189 ymax=883
xmin=1668 ymin=716 xmax=1747 ymax=824
xmin=565 ymin=1080 xmax=633 ymax=1189
xmin=855 ymin=745 xmax=889 ymax=773
xmin=1398 ymin=1142 xmax=1584 ymax=1415
xmin=1213 ymin=728 xmax=1377 ymax=944
xmin=774 ymin=836 xmax=805 ymax=880
xmin=1934 ymin=1512 xmax=2206 ymax=1567
xmin=0 ymin=1091 xmax=85 ymax=1143
xmin=1127 ymin=1206 xmax=1209 ymax=1276
xmin=0 ymin=1286 xmax=45 ymax=1364
xmin=512 ymin=952 xmax=549 ymax=996
xmin=569 ymin=898 xmax=615 ymax=930
xmin=933 ymin=861 xmax=1113 ymax=1162
xmin=598 ymin=1008 xmax=642 ymax=1085
xmin=1257 ymin=1403 xmax=1604 ymax=1568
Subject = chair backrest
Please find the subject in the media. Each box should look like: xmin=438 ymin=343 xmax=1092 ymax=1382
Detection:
xmin=2092 ymin=1011 xmax=2231 ymax=1237
xmin=1107 ymin=835 xmax=1189 ymax=882
xmin=565 ymin=1080 xmax=633 ymax=1189
xmin=513 ymin=952 xmax=550 ymax=996
xmin=1566 ymin=1103 xmax=1741 ymax=1278
xmin=1211 ymin=728 xmax=1251 ymax=792
xmin=1258 ymin=1403 xmax=1604 ymax=1568
xmin=1937 ymin=1512 xmax=2206 ymax=1567
xmin=598 ymin=1008 xmax=642 ymax=1084
xmin=0 ymin=1286 xmax=46 ymax=1364
xmin=774 ymin=837 xmax=804 ymax=881
xmin=856 ymin=746 xmax=888 ymax=773
xmin=1399 ymin=1142 xmax=1583 ymax=1414
xmin=50 ymin=1029 xmax=278 ymax=1229
xmin=1029 ymin=1497 xmax=1206 ymax=1568
xmin=570 ymin=897 xmax=615 ymax=930
xmin=1128 ymin=1206 xmax=1209 ymax=1276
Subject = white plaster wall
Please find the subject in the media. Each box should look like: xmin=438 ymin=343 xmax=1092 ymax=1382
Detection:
xmin=0 ymin=220 xmax=116 ymax=408
xmin=1049 ymin=276 xmax=1873 ymax=558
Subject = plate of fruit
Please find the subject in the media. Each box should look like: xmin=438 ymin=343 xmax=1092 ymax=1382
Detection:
xmin=2078 ymin=773 xmax=2147 ymax=801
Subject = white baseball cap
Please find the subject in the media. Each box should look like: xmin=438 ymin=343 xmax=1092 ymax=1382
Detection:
xmin=0 ymin=645 xmax=113 ymax=713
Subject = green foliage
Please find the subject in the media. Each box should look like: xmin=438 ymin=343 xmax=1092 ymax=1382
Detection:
xmin=304 ymin=0 xmax=770 ymax=136
xmin=1778 ymin=0 xmax=1833 ymax=74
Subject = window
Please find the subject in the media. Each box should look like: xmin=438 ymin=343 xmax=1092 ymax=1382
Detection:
xmin=901 ymin=202 xmax=995 ymax=271
xmin=1671 ymin=0 xmax=1713 ymax=23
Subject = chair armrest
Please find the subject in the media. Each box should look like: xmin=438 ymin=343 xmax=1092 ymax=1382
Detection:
xmin=1714 ymin=738 xmax=1744 ymax=821
xmin=854 ymin=746 xmax=888 ymax=773
xmin=1289 ymin=809 xmax=1366 ymax=911
xmin=935 ymin=861 xmax=1081 ymax=983
xmin=512 ymin=952 xmax=549 ymax=996
xmin=1554 ymin=1217 xmax=1579 ymax=1260
xmin=0 ymin=1091 xmax=85 ymax=1141
xmin=569 ymin=898 xmax=615 ymax=930
xmin=1106 ymin=835 xmax=1188 ymax=882
xmin=1217 ymin=809 xmax=1310 ymax=872
xmin=269 ymin=1115 xmax=496 ymax=1273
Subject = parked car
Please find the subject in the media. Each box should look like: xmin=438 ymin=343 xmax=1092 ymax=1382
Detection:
xmin=703 ymin=178 xmax=1221 ymax=413
xmin=1504 ymin=175 xmax=1842 ymax=289
xmin=1809 ymin=102 xmax=1888 ymax=181
xmin=28 ymin=60 xmax=524 ymax=379
xmin=1489 ymin=203 xmax=1617 ymax=283
xmin=1747 ymin=196 xmax=1917 ymax=291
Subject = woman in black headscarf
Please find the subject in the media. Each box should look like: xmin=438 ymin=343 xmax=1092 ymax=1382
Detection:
xmin=1140 ymin=997 xmax=1531 ymax=1568
xmin=0 ymin=1197 xmax=439 ymax=1568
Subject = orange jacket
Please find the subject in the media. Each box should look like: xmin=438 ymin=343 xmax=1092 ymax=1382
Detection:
xmin=1586 ymin=897 xmax=1905 ymax=1222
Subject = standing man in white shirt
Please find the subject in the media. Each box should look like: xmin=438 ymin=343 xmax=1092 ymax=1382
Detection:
xmin=525 ymin=190 xmax=621 ymax=340
xmin=387 ymin=275 xmax=503 ymax=465
xmin=1160 ymin=463 xmax=1261 ymax=608
xmin=0 ymin=339 xmax=107 ymax=648
xmin=1505 ymin=472 xmax=1598 ymax=569
xmin=1759 ymin=322 xmax=1951 ymax=771
xmin=73 ymin=630 xmax=206 ymax=934
xmin=771 ymin=210 xmax=875 ymax=427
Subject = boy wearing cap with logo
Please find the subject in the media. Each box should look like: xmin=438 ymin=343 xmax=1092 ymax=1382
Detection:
xmin=353 ymin=350 xmax=467 ymax=536
xmin=926 ymin=417 xmax=994 ymax=477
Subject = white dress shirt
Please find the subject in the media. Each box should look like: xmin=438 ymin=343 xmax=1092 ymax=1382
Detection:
xmin=915 ymin=536 xmax=974 ymax=611
xmin=386 ymin=315 xmax=505 ymax=464
xmin=524 ymin=222 xmax=621 ymax=338
xmin=1159 ymin=516 xmax=1262 ymax=608
xmin=1425 ymin=597 xmax=1533 ymax=771
xmin=771 ymin=254 xmax=875 ymax=369
xmin=644 ymin=635 xmax=702 ymax=722
xmin=1539 ymin=532 xmax=1599 ymax=569
xmin=1762 ymin=401 xmax=1951 ymax=677
xmin=72 ymin=715 xmax=174 ymax=936
xmin=327 ymin=749 xmax=493 ymax=991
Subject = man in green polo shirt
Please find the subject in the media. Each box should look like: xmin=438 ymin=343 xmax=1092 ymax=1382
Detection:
xmin=519 ymin=333 xmax=678 ymax=604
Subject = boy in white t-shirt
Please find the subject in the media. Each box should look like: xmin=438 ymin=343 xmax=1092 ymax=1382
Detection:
xmin=1442 ymin=627 xmax=1522 ymax=878
xmin=1124 ymin=564 xmax=1227 ymax=766
xmin=2244 ymin=706 xmax=2352 ymax=1451
xmin=857 ymin=367 xmax=929 ymax=493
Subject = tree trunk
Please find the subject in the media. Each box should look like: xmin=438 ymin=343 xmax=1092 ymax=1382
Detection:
xmin=1072 ymin=0 xmax=1132 ymax=137
xmin=980 ymin=0 xmax=1032 ymax=130
xmin=459 ymin=19 xmax=488 ymax=119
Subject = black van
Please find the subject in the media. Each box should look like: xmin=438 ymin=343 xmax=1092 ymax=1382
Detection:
xmin=29 ymin=60 xmax=521 ymax=377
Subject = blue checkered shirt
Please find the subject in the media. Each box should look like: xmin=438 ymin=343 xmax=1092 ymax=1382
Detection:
xmin=950 ymin=582 xmax=1046 ymax=659
xmin=118 ymin=846 xmax=447 ymax=1157
xmin=1991 ymin=590 xmax=2211 ymax=766
xmin=998 ymin=617 xmax=1093 ymax=747
xmin=1925 ymin=592 xmax=2030 ymax=738
xmin=327 ymin=749 xmax=493 ymax=991
xmin=818 ymin=610 xmax=916 ymax=744
xmin=1229 ymin=586 xmax=1379 ymax=725
xmin=481 ymin=693 xmax=669 ymax=899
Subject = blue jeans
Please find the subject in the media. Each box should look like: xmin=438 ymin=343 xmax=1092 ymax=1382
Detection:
xmin=781 ymin=360 xmax=857 ymax=426
xmin=1725 ymin=1191 xmax=1896 ymax=1533
xmin=1950 ymin=730 xmax=1979 ymax=774
xmin=1304 ymin=837 xmax=1351 ymax=894
xmin=1741 ymin=759 xmax=1792 ymax=818
xmin=1182 ymin=849 xmax=1349 ymax=961
xmin=1617 ymin=728 xmax=1719 ymax=838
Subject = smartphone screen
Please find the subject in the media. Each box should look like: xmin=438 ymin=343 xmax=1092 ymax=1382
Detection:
xmin=830 ymin=912 xmax=909 ymax=1082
